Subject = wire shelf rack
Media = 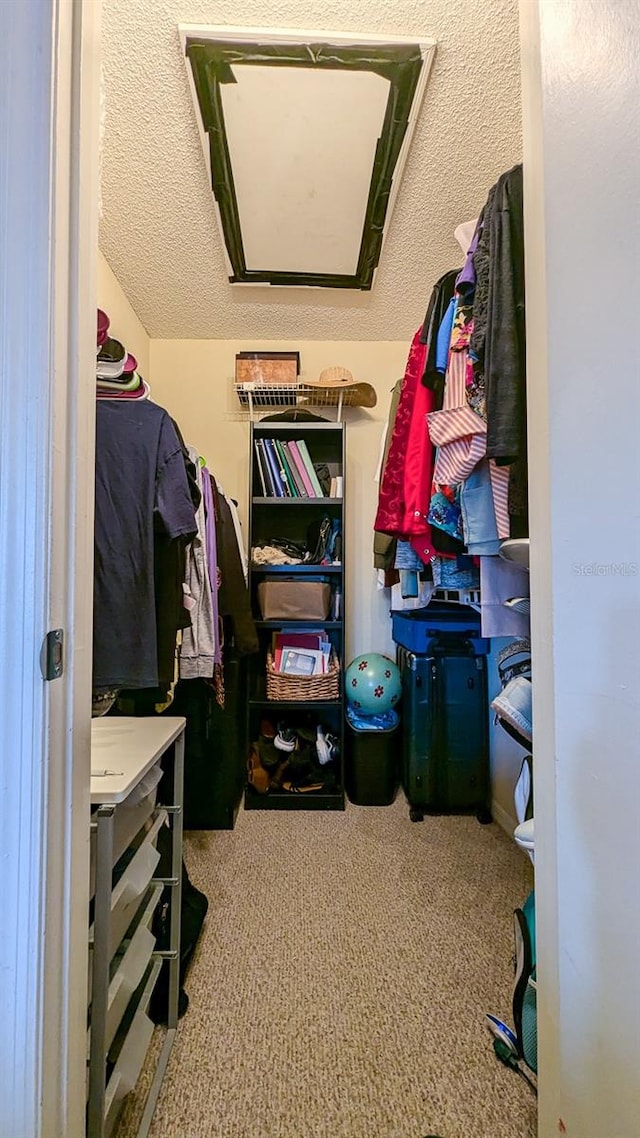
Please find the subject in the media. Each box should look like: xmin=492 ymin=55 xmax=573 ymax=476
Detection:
xmin=234 ymin=382 xmax=362 ymax=421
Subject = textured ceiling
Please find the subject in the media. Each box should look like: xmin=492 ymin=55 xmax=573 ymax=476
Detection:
xmin=99 ymin=0 xmax=522 ymax=341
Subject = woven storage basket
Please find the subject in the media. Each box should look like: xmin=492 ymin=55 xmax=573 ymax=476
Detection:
xmin=265 ymin=651 xmax=340 ymax=702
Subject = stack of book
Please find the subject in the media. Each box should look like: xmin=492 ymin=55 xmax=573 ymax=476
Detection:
xmin=255 ymin=437 xmax=342 ymax=498
xmin=272 ymin=630 xmax=332 ymax=676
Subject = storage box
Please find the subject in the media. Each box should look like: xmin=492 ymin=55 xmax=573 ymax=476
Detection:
xmin=236 ymin=351 xmax=300 ymax=386
xmin=257 ymin=579 xmax=331 ymax=620
xmin=345 ymin=722 xmax=400 ymax=806
xmin=392 ymin=603 xmax=488 ymax=655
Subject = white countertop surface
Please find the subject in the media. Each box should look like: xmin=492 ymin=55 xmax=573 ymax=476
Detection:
xmin=90 ymin=716 xmax=186 ymax=804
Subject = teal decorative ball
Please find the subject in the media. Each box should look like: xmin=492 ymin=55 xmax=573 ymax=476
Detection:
xmin=345 ymin=653 xmax=401 ymax=714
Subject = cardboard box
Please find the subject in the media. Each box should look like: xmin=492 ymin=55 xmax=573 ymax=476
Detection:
xmin=235 ymin=351 xmax=300 ymax=386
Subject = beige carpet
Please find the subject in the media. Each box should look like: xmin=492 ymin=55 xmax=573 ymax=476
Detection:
xmin=119 ymin=797 xmax=536 ymax=1138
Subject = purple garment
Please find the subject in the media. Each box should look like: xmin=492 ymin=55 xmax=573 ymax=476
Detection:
xmin=201 ymin=468 xmax=222 ymax=664
xmin=455 ymin=222 xmax=481 ymax=296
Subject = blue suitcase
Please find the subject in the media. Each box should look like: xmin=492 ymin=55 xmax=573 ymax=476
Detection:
xmin=397 ymin=635 xmax=491 ymax=823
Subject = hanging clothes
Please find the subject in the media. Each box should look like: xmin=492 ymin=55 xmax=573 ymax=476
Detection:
xmin=420 ymin=268 xmax=459 ymax=407
xmin=479 ymin=556 xmax=530 ymax=638
xmin=472 ymin=164 xmax=528 ymax=530
xmin=373 ymin=378 xmax=402 ymax=571
xmin=201 ymin=467 xmax=222 ymax=668
xmin=214 ymin=482 xmax=259 ymax=657
xmin=374 ymin=330 xmax=435 ymax=559
xmin=93 ymin=400 xmax=197 ymax=690
xmin=484 ymin=163 xmax=526 ymax=465
xmin=225 ymin=494 xmax=249 ymax=584
xmin=180 ymin=451 xmax=217 ymax=679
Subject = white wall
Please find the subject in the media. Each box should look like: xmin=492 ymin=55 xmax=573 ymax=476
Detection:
xmin=97 ymin=250 xmax=150 ymax=377
xmin=148 ymin=338 xmax=408 ymax=661
xmin=521 ymin=2 xmax=640 ymax=1135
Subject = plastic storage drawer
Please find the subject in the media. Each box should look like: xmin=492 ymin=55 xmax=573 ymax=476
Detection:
xmin=103 ymin=959 xmax=161 ymax=1137
xmin=89 ymin=764 xmax=164 ymax=897
xmin=89 ymin=811 xmax=165 ymax=959
xmin=103 ymin=883 xmax=162 ymax=1049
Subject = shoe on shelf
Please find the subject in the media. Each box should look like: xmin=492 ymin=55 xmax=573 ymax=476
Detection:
xmin=316 ymin=724 xmax=332 ymax=765
xmin=325 ymin=732 xmax=339 ymax=762
xmin=286 ymin=744 xmax=318 ymax=786
xmin=256 ymin=738 xmax=282 ymax=772
xmin=295 ymin=723 xmax=317 ymax=745
xmin=274 ymin=722 xmax=296 ymax=752
xmin=499 ymin=537 xmax=530 ymax=570
xmin=247 ymin=744 xmax=270 ymax=795
xmin=259 ymin=718 xmax=276 ymax=740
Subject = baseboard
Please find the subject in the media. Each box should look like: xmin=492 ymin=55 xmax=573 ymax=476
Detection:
xmin=491 ymin=797 xmax=517 ymax=837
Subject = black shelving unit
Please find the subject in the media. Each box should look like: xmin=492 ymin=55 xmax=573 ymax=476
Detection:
xmin=245 ymin=421 xmax=346 ymax=811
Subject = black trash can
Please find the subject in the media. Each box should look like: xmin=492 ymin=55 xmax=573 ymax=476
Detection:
xmin=345 ymin=721 xmax=400 ymax=806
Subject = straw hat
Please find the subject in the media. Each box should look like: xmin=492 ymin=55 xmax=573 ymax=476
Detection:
xmin=305 ymin=366 xmax=377 ymax=409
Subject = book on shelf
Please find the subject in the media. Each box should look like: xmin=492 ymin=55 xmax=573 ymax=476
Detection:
xmin=274 ymin=439 xmax=299 ymax=497
xmin=286 ymin=440 xmax=316 ymax=497
xmin=295 ymin=439 xmax=324 ymax=496
xmin=256 ymin=438 xmax=279 ymax=497
xmin=255 ymin=437 xmax=343 ymax=499
xmin=263 ymin=438 xmax=288 ymax=497
xmin=282 ymin=442 xmax=308 ymax=497
xmin=254 ymin=439 xmax=269 ymax=496
xmin=280 ymin=648 xmax=326 ymax=676
xmin=273 ymin=630 xmax=331 ymax=674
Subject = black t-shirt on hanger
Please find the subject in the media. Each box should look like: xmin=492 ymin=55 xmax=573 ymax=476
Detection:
xmin=93 ymin=400 xmax=197 ymax=690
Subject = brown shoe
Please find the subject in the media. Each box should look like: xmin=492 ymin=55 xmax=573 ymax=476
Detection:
xmin=247 ymin=743 xmax=270 ymax=794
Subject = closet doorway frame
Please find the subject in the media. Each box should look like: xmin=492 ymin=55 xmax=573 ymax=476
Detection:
xmin=0 ymin=2 xmax=100 ymax=1136
xmin=5 ymin=2 xmax=638 ymax=1136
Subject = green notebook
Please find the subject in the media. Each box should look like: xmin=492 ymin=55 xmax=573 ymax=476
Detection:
xmin=295 ymin=439 xmax=324 ymax=497
xmin=274 ymin=439 xmax=300 ymax=497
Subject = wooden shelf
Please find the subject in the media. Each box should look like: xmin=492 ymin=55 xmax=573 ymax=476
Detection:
xmin=248 ymin=697 xmax=342 ymax=710
xmin=244 ymin=786 xmax=345 ymax=811
xmin=255 ymin=620 xmax=342 ymax=630
xmin=252 ymin=496 xmax=342 ymax=506
xmin=249 ymin=562 xmax=342 ymax=574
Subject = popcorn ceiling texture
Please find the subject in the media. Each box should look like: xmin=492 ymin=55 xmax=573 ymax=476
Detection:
xmin=99 ymin=0 xmax=522 ymax=340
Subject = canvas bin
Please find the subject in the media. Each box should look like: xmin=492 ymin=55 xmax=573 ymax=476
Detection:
xmin=257 ymin=579 xmax=331 ymax=621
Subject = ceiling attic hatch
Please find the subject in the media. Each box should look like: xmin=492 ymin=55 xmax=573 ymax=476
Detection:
xmin=180 ymin=26 xmax=436 ymax=290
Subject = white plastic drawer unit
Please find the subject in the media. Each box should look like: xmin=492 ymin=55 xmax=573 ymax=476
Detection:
xmin=88 ymin=716 xmax=186 ymax=1138
xmin=103 ymin=959 xmax=162 ymax=1138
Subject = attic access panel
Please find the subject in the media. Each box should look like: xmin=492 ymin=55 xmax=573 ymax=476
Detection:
xmin=181 ymin=26 xmax=436 ymax=290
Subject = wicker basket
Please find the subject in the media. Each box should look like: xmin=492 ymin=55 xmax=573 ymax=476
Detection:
xmin=265 ymin=651 xmax=340 ymax=702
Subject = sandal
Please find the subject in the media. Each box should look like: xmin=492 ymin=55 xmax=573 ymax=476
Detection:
xmin=281 ymin=781 xmax=324 ymax=794
xmin=268 ymin=757 xmax=291 ymax=790
xmin=247 ymin=743 xmax=270 ymax=794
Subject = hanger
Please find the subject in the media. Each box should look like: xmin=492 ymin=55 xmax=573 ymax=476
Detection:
xmin=454 ymin=218 xmax=478 ymax=256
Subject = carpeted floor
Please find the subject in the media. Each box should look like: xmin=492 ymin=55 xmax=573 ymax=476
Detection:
xmin=119 ymin=797 xmax=536 ymax=1138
